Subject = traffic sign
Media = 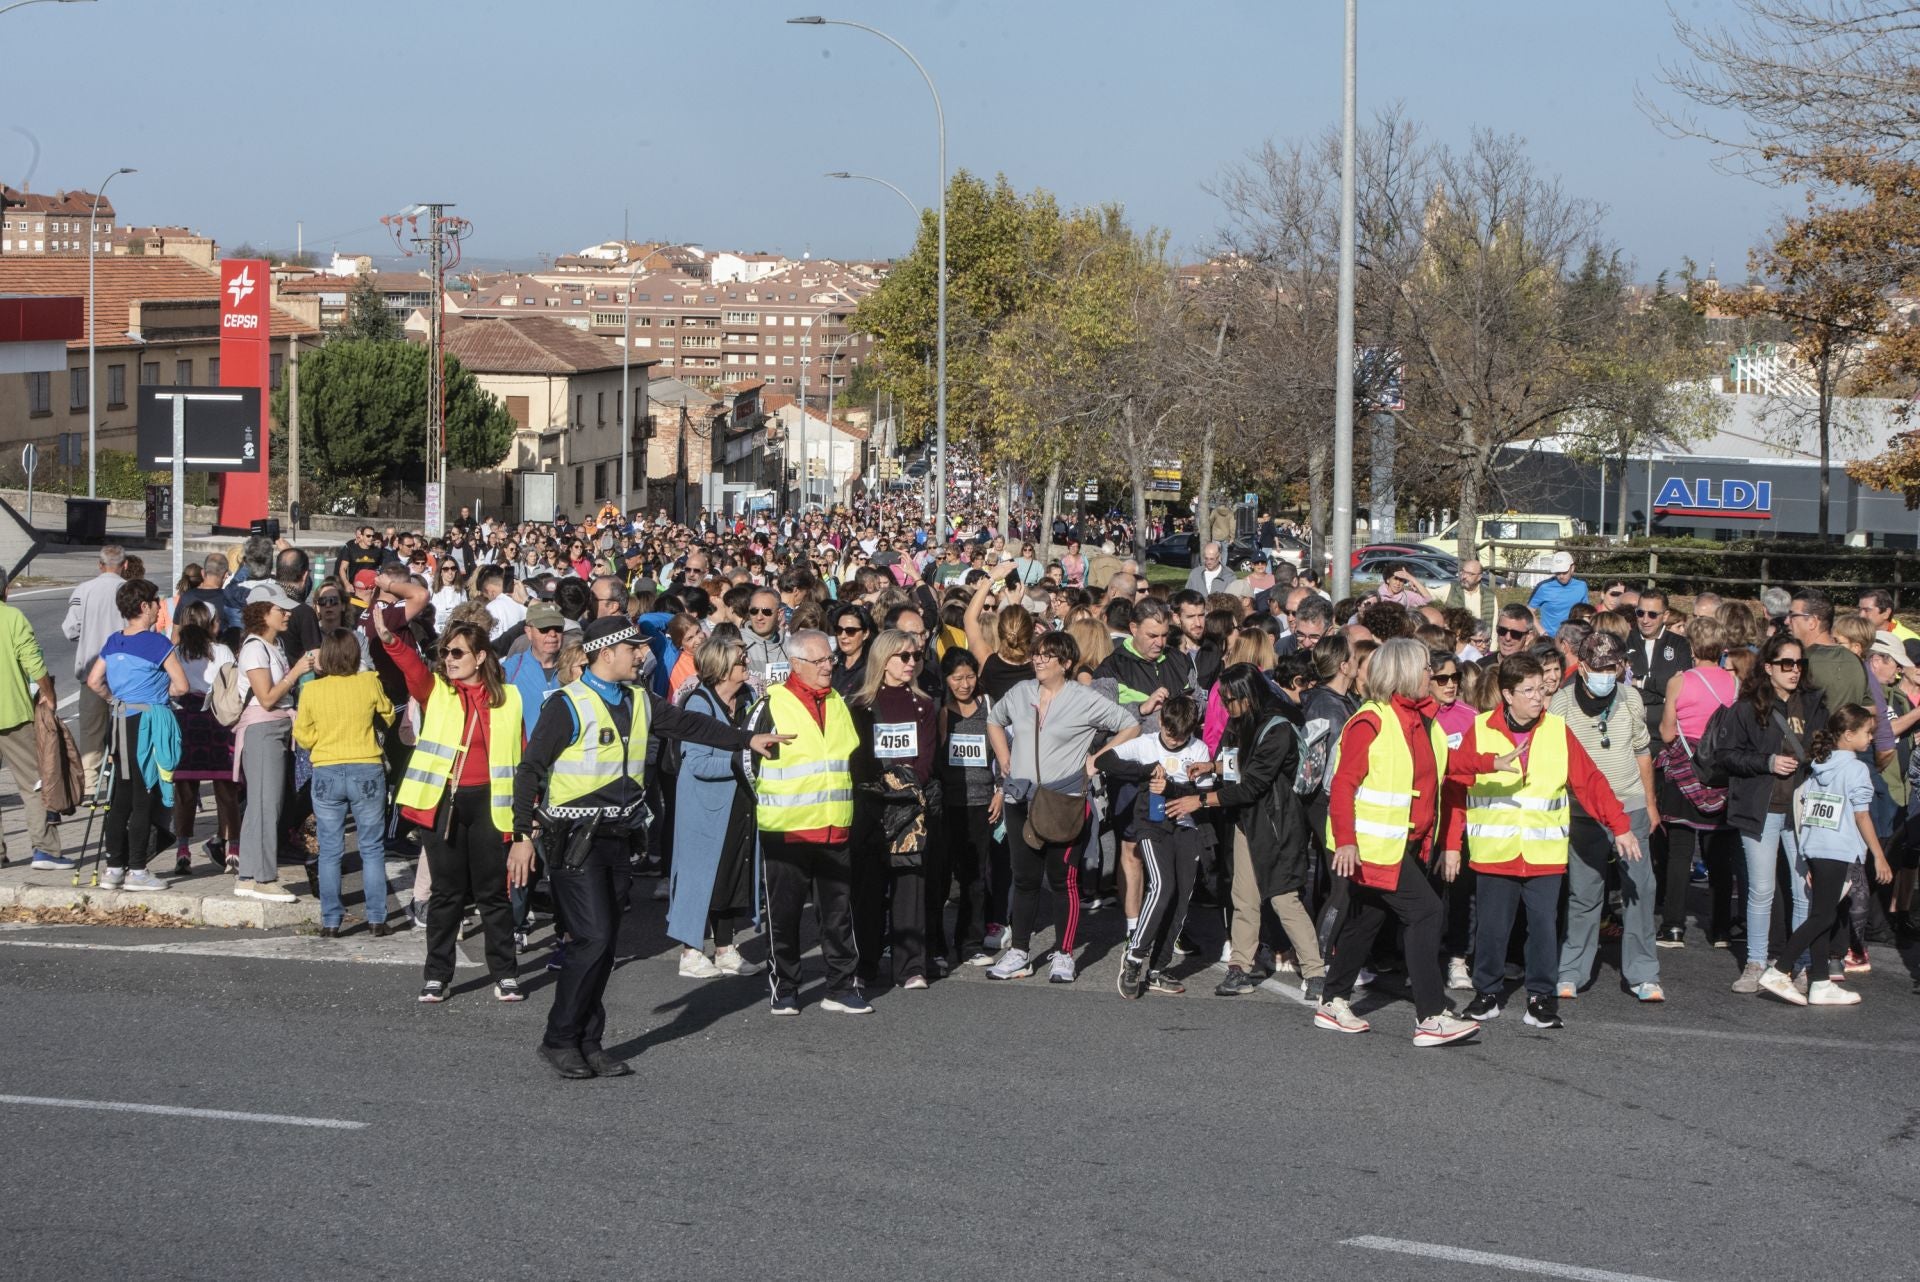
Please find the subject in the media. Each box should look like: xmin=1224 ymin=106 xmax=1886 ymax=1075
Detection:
xmin=21 ymin=444 xmax=37 ymax=477
xmin=0 ymin=496 xmax=46 ymax=586
xmin=136 ymin=386 xmax=264 ymax=472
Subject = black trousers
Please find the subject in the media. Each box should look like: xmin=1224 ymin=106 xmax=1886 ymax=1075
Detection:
xmin=543 ymin=844 xmax=631 ymax=1051
xmin=1132 ymin=827 xmax=1204 ymax=970
xmin=948 ymin=802 xmax=995 ymax=957
xmin=1473 ymin=870 xmax=1562 ymax=999
xmin=1323 ymin=851 xmax=1447 ymax=1020
xmin=762 ymin=836 xmax=857 ymax=1000
xmin=1006 ymin=800 xmax=1083 ymax=954
xmin=104 ymin=711 xmax=160 ymax=871
xmin=422 ymin=786 xmax=516 ymax=983
xmin=1778 ymin=859 xmax=1851 ymax=984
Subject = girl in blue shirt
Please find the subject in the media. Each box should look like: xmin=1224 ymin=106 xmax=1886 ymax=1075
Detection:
xmin=1759 ymin=704 xmax=1893 ymax=1008
xmin=85 ymin=578 xmax=188 ymax=892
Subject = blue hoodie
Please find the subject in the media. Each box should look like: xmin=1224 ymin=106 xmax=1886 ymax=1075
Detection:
xmin=1797 ymin=752 xmax=1873 ymax=863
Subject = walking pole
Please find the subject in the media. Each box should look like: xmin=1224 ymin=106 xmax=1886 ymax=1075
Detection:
xmin=73 ymin=714 xmax=117 ymax=889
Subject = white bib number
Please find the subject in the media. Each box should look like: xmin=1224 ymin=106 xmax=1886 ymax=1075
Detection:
xmin=1800 ymin=789 xmax=1844 ymax=832
xmin=1219 ymin=747 xmax=1240 ymax=783
xmin=1446 ymin=732 xmax=1464 ymax=750
xmin=875 ymin=722 xmax=919 ymax=760
xmin=948 ymin=733 xmax=987 ymax=768
xmin=765 ymin=659 xmax=791 ymax=684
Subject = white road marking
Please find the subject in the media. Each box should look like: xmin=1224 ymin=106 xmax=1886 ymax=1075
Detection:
xmin=6 ymin=585 xmax=81 ymax=599
xmin=57 ymin=689 xmax=77 ymax=710
xmin=0 ymin=936 xmax=432 ymax=967
xmin=1582 ymin=1020 xmax=1920 ymax=1055
xmin=1343 ymin=1236 xmax=1681 ymax=1282
xmin=0 ymin=1093 xmax=365 ymax=1130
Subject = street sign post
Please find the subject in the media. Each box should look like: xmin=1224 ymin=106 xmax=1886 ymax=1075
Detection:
xmin=141 ymin=388 xmax=263 ymax=600
xmin=21 ymin=443 xmax=37 ymax=528
xmin=0 ymin=496 xmax=46 ymax=586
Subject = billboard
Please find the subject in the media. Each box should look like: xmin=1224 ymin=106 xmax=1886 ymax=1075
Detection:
xmin=1653 ymin=476 xmax=1773 ymax=521
xmin=135 ymin=387 xmax=263 ymax=471
xmin=216 ymin=260 xmax=272 ymax=530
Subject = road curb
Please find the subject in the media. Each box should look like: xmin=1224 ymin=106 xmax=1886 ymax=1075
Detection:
xmin=0 ymin=874 xmax=321 ymax=927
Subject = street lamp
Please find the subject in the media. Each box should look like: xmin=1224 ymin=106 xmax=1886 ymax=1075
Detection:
xmin=788 ymin=16 xmax=947 ymax=544
xmin=1330 ymin=0 xmax=1358 ymax=601
xmin=0 ymin=0 xmax=95 ymax=15
xmin=87 ymin=164 xmax=134 ymax=500
xmin=824 ymin=171 xmax=919 ymax=222
xmin=620 ymin=246 xmax=670 ymax=518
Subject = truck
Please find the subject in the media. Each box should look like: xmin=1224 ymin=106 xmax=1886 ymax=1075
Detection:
xmin=1420 ymin=513 xmax=1581 ymax=584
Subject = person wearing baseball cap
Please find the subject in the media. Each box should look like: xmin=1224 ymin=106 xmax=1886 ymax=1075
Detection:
xmin=514 ymin=615 xmax=790 ymax=1079
xmin=350 ymin=569 xmax=378 ymax=613
xmin=1525 ymin=550 xmax=1588 ymax=639
xmin=1551 ymin=631 xmax=1664 ymax=1004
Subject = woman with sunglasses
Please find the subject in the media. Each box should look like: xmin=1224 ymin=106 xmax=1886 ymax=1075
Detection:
xmin=1718 ymin=633 xmax=1827 ymax=995
xmin=849 ymin=629 xmax=944 ymax=988
xmin=1428 ymin=647 xmax=1479 ymax=990
xmin=828 ymin=603 xmax=873 ymax=699
xmin=430 ymin=559 xmax=467 ymax=635
xmin=380 ymin=614 xmax=529 ymax=1004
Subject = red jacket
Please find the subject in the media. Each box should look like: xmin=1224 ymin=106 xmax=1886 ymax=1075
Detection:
xmin=1441 ymin=703 xmax=1629 ymax=876
xmin=1328 ymin=694 xmax=1442 ymax=892
xmin=388 ymin=635 xmax=518 ymax=831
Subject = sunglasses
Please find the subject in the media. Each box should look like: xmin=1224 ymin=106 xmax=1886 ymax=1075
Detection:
xmin=316 ymin=597 xmax=342 ymax=607
xmin=1770 ymin=657 xmax=1804 ymax=670
xmin=1633 ymin=609 xmax=1663 ymax=619
xmin=534 ymin=626 xmax=563 ymax=635
xmin=895 ymin=650 xmax=924 ymax=662
xmin=443 ymin=647 xmax=475 ymax=660
xmin=836 ymin=625 xmax=866 ymax=635
xmin=1431 ymin=671 xmax=1460 ymax=684
xmin=1497 ymin=626 xmax=1530 ymax=640
xmin=748 ymin=607 xmax=777 ymax=616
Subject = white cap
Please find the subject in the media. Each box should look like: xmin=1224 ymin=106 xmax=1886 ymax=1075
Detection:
xmin=1547 ymin=551 xmax=1574 ymax=574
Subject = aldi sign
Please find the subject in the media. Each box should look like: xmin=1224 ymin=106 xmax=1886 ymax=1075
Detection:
xmin=1653 ymin=476 xmax=1772 ymax=520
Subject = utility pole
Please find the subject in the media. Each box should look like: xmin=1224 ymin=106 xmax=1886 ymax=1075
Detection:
xmin=383 ymin=203 xmax=469 ymax=535
xmin=287 ymin=337 xmax=300 ymax=532
xmin=1330 ymin=0 xmax=1358 ymax=600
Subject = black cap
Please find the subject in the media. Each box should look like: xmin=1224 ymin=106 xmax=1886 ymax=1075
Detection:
xmin=582 ymin=617 xmax=643 ymax=654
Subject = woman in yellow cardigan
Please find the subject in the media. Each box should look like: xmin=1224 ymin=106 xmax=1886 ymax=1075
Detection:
xmin=293 ymin=630 xmax=396 ymax=937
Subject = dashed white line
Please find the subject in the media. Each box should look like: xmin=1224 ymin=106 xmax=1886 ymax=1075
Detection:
xmin=0 ymin=1093 xmax=366 ymax=1130
xmin=1343 ymin=1236 xmax=1681 ymax=1282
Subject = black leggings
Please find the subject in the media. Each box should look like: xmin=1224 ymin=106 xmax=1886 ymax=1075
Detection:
xmin=1777 ymin=859 xmax=1852 ymax=984
xmin=1005 ymin=800 xmax=1082 ymax=954
xmin=103 ymin=712 xmax=161 ymax=871
xmin=422 ymin=786 xmax=516 ymax=983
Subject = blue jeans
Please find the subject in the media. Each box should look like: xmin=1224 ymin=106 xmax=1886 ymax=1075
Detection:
xmin=1740 ymin=811 xmax=1807 ymax=969
xmin=311 ymin=763 xmax=388 ymax=928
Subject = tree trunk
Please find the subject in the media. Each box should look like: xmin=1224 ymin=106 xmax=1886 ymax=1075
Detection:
xmin=1456 ymin=406 xmax=1481 ymax=565
xmin=996 ymin=461 xmax=1010 ymax=542
xmin=1124 ymin=400 xmax=1151 ymax=557
xmin=1308 ymin=437 xmax=1329 ymax=568
xmin=1615 ymin=445 xmax=1631 ymax=538
xmin=1197 ymin=421 xmax=1216 ymax=554
xmin=1817 ymin=356 xmax=1833 ymax=542
xmin=1042 ymin=459 xmax=1061 ymax=557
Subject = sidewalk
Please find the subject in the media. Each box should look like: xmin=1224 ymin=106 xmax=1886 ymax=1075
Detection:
xmin=0 ymin=788 xmax=412 ymax=929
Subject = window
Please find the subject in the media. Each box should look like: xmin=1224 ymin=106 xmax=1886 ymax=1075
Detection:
xmin=175 ymin=359 xmax=192 ymax=385
xmin=660 ymin=317 xmax=676 ymax=328
xmin=616 ymin=389 xmax=624 ymax=425
xmin=594 ymin=462 xmax=606 ymax=498
xmin=783 ymin=356 xmax=795 ymax=366
xmin=575 ymin=393 xmax=584 ymax=426
xmin=574 ymin=467 xmax=584 ymax=507
xmin=596 ymin=391 xmax=605 ymax=426
xmin=506 ymin=395 xmax=530 ymax=428
xmin=141 ymin=362 xmax=158 ymax=386
xmin=724 ymin=310 xmax=758 ymax=324
xmin=210 ymin=357 xmax=222 ymax=385
xmin=26 ymin=371 xmax=50 ymax=416
xmin=70 ymin=367 xmax=87 ymax=412
xmin=783 ymin=335 xmax=795 ymax=347
xmin=659 ymin=338 xmax=675 ymax=348
xmin=269 ymin=353 xmax=283 ymax=389
xmin=107 ymin=364 xmax=126 ymax=408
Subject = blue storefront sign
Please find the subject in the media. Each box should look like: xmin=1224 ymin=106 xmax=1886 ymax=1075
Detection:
xmin=1653 ymin=476 xmax=1773 ymax=520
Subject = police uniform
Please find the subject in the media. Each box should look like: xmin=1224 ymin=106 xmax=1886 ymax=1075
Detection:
xmin=514 ymin=618 xmax=755 ymax=1075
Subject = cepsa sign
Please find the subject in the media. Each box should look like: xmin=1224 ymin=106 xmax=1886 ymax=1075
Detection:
xmin=1653 ymin=476 xmax=1773 ymax=520
xmin=221 ymin=263 xmax=267 ymax=332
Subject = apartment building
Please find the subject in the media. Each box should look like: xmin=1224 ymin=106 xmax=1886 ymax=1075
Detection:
xmin=1 ymin=185 xmax=117 ymax=255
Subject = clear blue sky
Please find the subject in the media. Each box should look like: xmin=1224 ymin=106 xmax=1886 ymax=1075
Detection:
xmin=3 ymin=0 xmax=1780 ymax=279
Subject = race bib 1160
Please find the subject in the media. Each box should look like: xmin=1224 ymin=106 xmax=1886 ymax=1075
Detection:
xmin=1800 ymin=789 xmax=1844 ymax=832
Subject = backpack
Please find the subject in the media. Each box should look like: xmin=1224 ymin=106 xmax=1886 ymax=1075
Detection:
xmin=1293 ymin=716 xmax=1334 ymax=797
xmin=208 ymin=657 xmax=252 ymax=727
xmin=1690 ymin=703 xmax=1738 ymax=791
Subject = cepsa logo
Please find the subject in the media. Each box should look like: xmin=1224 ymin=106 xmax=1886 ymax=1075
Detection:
xmin=221 ymin=263 xmax=265 ymax=330
xmin=222 ymin=313 xmax=260 ymax=330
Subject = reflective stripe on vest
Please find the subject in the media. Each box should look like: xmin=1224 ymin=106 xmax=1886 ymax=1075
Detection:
xmin=548 ymin=682 xmax=649 ymax=806
xmin=1464 ymin=711 xmax=1573 ymax=870
xmin=755 ymin=683 xmax=856 ymax=832
xmin=1322 ymin=701 xmax=1449 ymax=866
xmin=393 ymin=677 xmax=523 ymax=834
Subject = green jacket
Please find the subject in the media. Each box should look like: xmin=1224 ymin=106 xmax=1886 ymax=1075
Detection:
xmin=0 ymin=602 xmax=49 ymax=733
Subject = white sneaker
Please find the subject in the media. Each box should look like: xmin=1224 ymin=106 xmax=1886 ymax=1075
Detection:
xmin=100 ymin=867 xmax=126 ymax=890
xmin=678 ymin=949 xmax=722 ymax=978
xmin=1757 ymin=965 xmax=1808 ymax=1006
xmin=123 ymin=869 xmax=169 ymax=892
xmin=1413 ymin=1013 xmax=1481 ymax=1048
xmin=1446 ymin=957 xmax=1473 ymax=990
xmin=652 ymin=881 xmax=670 ymax=901
xmin=1356 ymin=966 xmax=1378 ymax=990
xmin=963 ymin=951 xmax=994 ymax=967
xmin=713 ymin=946 xmax=766 ymax=977
xmin=1218 ymin=941 xmax=1233 ymax=965
xmin=1807 ymin=979 xmax=1862 ymax=1006
xmin=987 ymin=948 xmax=1033 ymax=981
xmin=1314 ymin=997 xmax=1370 ymax=1033
xmin=237 ymin=880 xmax=296 ymax=903
xmin=1048 ymin=951 xmax=1077 ymax=984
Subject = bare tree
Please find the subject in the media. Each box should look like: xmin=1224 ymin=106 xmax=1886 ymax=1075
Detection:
xmin=1649 ymin=0 xmax=1920 ymax=171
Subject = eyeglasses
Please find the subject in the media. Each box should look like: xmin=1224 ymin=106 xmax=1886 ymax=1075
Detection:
xmin=793 ymin=655 xmax=833 ymax=666
xmin=1497 ymin=626 xmax=1530 ymax=640
xmin=894 ymin=650 xmax=924 ymax=662
xmin=836 ymin=625 xmax=866 ymax=635
xmin=1431 ymin=671 xmax=1460 ymax=685
xmin=316 ymin=597 xmax=342 ymax=607
xmin=534 ymin=626 xmax=563 ymax=636
xmin=748 ymin=607 xmax=777 ymax=616
xmin=1032 ymin=653 xmax=1060 ymax=666
xmin=1770 ymin=657 xmax=1804 ymax=670
xmin=1633 ymin=609 xmax=1663 ymax=619
xmin=443 ymin=647 xmax=474 ymax=660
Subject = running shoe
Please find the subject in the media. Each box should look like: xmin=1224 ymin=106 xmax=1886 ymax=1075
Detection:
xmin=1757 ymin=965 xmax=1807 ymax=1006
xmin=1657 ymin=925 xmax=1685 ymax=949
xmin=963 ymin=951 xmax=994 ymax=967
xmin=986 ymin=949 xmax=1033 ymax=981
xmin=1843 ymin=950 xmax=1871 ymax=975
xmin=1730 ymin=962 xmax=1766 ymax=994
xmin=902 ymin=975 xmax=929 ymax=990
xmin=1048 ymin=951 xmax=1076 ymax=984
xmin=1413 ymin=1013 xmax=1480 ymax=1048
xmin=714 ymin=947 xmax=766 ymax=977
xmin=1302 ymin=976 xmax=1326 ymax=1003
xmin=769 ymin=994 xmax=799 ymax=1016
xmin=1556 ymin=983 xmax=1578 ymax=1001
xmin=494 ymin=978 xmax=526 ymax=1002
xmin=1314 ymin=997 xmax=1370 ymax=1033
xmin=29 ymin=851 xmax=76 ymax=871
xmin=1464 ymin=992 xmax=1503 ymax=1021
xmin=1117 ymin=955 xmax=1147 ymax=1000
xmin=1214 ymin=967 xmax=1257 ymax=996
xmin=1630 ymin=982 xmax=1665 ymax=1003
xmin=418 ymin=980 xmax=447 ymax=1004
xmin=1445 ymin=957 xmax=1473 ymax=991
xmin=100 ymin=868 xmax=126 ymax=890
xmin=820 ymin=990 xmax=873 ymax=1014
xmin=679 ymin=949 xmax=722 ymax=979
xmin=1145 ymin=971 xmax=1185 ymax=996
xmin=1523 ymin=995 xmax=1563 ymax=1029
xmin=123 ymin=869 xmax=169 ymax=892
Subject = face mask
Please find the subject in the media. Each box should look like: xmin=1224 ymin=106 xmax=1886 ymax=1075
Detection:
xmin=1583 ymin=670 xmax=1617 ymax=699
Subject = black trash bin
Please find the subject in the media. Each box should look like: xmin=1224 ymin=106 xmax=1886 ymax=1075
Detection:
xmin=64 ymin=497 xmax=111 ymax=544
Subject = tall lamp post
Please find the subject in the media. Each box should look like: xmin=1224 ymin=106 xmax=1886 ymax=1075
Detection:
xmin=824 ymin=171 xmax=919 ymax=221
xmin=1330 ymin=0 xmax=1358 ymax=601
xmin=620 ymin=246 xmax=670 ymax=518
xmin=788 ymin=16 xmax=946 ymax=544
xmin=87 ymin=165 xmax=135 ymax=500
xmin=0 ymin=0 xmax=96 ymax=15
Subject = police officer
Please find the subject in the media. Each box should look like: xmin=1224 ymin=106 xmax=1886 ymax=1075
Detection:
xmin=514 ymin=616 xmax=788 ymax=1079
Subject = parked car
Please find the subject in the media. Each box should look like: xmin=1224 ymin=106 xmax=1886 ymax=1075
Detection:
xmin=1353 ymin=547 xmax=1462 ymax=588
xmin=1349 ymin=541 xmax=1432 ymax=571
xmin=1142 ymin=532 xmax=1264 ymax=571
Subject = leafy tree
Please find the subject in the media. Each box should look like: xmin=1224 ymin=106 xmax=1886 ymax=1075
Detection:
xmin=341 ymin=274 xmax=401 ymax=342
xmin=269 ymin=340 xmax=513 ymax=508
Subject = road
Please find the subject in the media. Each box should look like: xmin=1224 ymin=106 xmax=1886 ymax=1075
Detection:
xmin=1 ymin=896 xmax=1915 ymax=1282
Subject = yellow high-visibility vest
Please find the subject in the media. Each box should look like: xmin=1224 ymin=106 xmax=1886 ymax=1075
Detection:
xmin=1323 ymin=700 xmax=1449 ymax=869
xmin=394 ymin=677 xmax=522 ymax=834
xmin=1464 ymin=710 xmax=1572 ymax=871
xmin=547 ymin=681 xmax=650 ymax=806
xmin=755 ymin=683 xmax=856 ymax=832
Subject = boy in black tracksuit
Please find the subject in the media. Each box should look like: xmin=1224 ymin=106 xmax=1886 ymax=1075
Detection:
xmin=1094 ymin=695 xmax=1217 ymax=997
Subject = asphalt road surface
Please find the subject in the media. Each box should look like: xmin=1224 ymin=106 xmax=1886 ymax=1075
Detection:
xmin=2 ymin=891 xmax=1916 ymax=1282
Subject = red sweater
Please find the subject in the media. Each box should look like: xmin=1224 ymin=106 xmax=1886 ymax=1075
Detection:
xmin=1440 ymin=703 xmax=1629 ymax=876
xmin=388 ymin=635 xmax=517 ymax=831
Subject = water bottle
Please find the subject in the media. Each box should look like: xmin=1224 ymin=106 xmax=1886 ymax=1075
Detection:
xmin=1148 ymin=788 xmax=1166 ymax=824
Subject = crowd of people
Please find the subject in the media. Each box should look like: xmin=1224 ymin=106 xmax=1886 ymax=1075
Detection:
xmin=4 ymin=496 xmax=1911 ymax=1076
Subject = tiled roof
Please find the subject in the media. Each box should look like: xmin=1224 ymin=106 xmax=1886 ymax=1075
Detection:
xmin=439 ymin=314 xmax=646 ymax=375
xmin=1 ymin=185 xmax=115 ymax=218
xmin=0 ymin=255 xmax=317 ymax=349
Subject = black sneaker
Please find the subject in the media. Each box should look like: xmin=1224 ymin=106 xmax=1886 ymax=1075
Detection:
xmin=1214 ymin=966 xmax=1257 ymax=997
xmin=1523 ymin=995 xmax=1564 ymax=1029
xmin=770 ymin=993 xmax=800 ymax=1016
xmin=1464 ymin=992 xmax=1503 ymax=1021
xmin=1656 ymin=925 xmax=1685 ymax=949
xmin=1117 ymin=955 xmax=1147 ymax=1000
xmin=418 ymin=980 xmax=448 ymax=1004
xmin=1145 ymin=971 xmax=1186 ymax=996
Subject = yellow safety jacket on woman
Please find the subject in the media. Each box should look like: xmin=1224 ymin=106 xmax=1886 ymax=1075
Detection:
xmin=755 ymin=682 xmax=857 ymax=832
xmin=1324 ymin=699 xmax=1450 ymax=875
xmin=394 ymin=676 xmax=523 ymax=832
xmin=1463 ymin=709 xmax=1572 ymax=874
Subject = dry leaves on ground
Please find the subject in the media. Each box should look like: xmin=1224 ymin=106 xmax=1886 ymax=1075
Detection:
xmin=0 ymin=904 xmax=192 ymax=928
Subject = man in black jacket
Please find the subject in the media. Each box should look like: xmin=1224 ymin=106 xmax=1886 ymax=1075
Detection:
xmin=1627 ymin=588 xmax=1692 ymax=738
